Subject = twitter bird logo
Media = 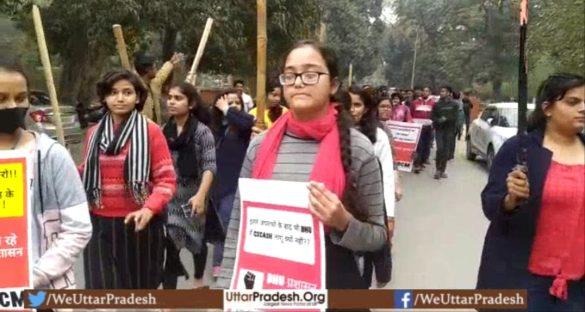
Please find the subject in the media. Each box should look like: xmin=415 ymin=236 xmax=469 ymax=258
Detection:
xmin=28 ymin=291 xmax=47 ymax=308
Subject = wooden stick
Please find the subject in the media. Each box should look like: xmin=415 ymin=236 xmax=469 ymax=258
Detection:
xmin=32 ymin=5 xmax=65 ymax=146
xmin=319 ymin=22 xmax=327 ymax=43
xmin=112 ymin=24 xmax=132 ymax=70
xmin=186 ymin=18 xmax=214 ymax=85
xmin=255 ymin=0 xmax=267 ymax=130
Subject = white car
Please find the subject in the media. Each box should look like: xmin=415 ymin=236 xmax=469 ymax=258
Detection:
xmin=466 ymin=102 xmax=535 ymax=169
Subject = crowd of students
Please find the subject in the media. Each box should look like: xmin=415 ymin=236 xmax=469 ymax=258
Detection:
xmin=363 ymin=84 xmax=471 ymax=179
xmin=1 ymin=39 xmax=583 ymax=311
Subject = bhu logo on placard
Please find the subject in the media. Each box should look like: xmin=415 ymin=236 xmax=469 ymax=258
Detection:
xmin=394 ymin=290 xmax=413 ymax=309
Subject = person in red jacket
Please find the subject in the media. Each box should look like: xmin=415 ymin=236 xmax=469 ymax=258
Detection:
xmin=411 ymin=86 xmax=436 ymax=173
xmin=80 ymin=70 xmax=176 ymax=289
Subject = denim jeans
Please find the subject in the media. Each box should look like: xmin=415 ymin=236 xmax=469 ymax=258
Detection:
xmin=213 ymin=193 xmax=236 ymax=267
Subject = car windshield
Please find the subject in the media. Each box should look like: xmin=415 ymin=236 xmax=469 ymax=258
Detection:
xmin=497 ymin=107 xmax=534 ymax=128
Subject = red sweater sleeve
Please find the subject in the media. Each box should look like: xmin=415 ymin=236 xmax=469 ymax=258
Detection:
xmin=143 ymin=122 xmax=177 ymax=214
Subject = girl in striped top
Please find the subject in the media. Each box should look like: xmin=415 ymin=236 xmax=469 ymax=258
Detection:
xmin=217 ymin=40 xmax=387 ymax=289
xmin=80 ymin=70 xmax=176 ymax=289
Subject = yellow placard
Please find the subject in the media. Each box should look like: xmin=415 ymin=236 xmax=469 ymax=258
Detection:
xmin=0 ymin=162 xmax=25 ymax=218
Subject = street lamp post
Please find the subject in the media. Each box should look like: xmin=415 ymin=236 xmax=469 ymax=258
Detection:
xmin=410 ymin=28 xmax=419 ymax=89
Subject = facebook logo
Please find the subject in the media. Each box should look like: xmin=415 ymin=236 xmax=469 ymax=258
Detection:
xmin=394 ymin=290 xmax=413 ymax=309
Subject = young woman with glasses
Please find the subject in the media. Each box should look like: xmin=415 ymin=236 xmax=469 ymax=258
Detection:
xmin=216 ymin=40 xmax=387 ymax=289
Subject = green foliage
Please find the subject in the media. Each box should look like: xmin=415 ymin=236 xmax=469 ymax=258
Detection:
xmin=321 ymin=0 xmax=384 ymax=81
xmin=386 ymin=0 xmax=518 ymax=97
xmin=2 ymin=0 xmax=582 ymax=103
xmin=383 ymin=0 xmax=584 ymax=100
xmin=1 ymin=0 xmax=321 ymax=100
xmin=529 ymin=0 xmax=585 ymax=73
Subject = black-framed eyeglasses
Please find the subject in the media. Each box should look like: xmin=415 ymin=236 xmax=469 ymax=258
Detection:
xmin=279 ymin=72 xmax=329 ymax=86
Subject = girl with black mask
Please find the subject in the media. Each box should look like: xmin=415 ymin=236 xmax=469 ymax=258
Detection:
xmin=1 ymin=57 xmax=92 ymax=290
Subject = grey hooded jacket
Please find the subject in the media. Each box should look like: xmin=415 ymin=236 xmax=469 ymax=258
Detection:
xmin=31 ymin=132 xmax=92 ymax=289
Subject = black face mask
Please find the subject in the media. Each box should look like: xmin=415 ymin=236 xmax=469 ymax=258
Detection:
xmin=0 ymin=107 xmax=28 ymax=134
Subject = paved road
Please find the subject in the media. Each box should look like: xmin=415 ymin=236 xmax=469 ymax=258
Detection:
xmin=70 ymin=138 xmax=491 ymax=311
xmin=386 ymin=140 xmax=490 ymax=291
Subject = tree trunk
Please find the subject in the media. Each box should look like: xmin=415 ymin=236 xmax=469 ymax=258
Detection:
xmin=492 ymin=77 xmax=503 ymax=101
xmin=77 ymin=45 xmax=108 ymax=108
xmin=58 ymin=36 xmax=86 ymax=105
xmin=59 ymin=37 xmax=109 ymax=108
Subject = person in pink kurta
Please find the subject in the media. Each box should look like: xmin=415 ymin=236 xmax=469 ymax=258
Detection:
xmin=389 ymin=92 xmax=413 ymax=123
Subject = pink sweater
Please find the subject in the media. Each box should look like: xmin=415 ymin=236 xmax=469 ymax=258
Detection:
xmin=79 ymin=121 xmax=176 ymax=217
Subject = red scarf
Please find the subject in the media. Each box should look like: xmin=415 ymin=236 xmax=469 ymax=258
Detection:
xmin=251 ymin=104 xmax=345 ymax=198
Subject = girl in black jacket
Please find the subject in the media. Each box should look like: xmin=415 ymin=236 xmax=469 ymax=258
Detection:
xmin=209 ymin=89 xmax=254 ymax=278
xmin=477 ymin=74 xmax=584 ymax=311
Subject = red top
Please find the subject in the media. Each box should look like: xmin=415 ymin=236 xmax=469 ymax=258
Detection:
xmin=79 ymin=122 xmax=176 ymax=217
xmin=391 ymin=104 xmax=413 ymax=122
xmin=528 ymin=161 xmax=585 ymax=300
xmin=411 ymin=97 xmax=436 ymax=120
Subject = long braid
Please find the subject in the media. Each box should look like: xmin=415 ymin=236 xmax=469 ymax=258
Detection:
xmin=334 ymin=104 xmax=366 ymax=221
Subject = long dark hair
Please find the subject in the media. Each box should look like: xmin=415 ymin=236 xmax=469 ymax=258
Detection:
xmin=97 ymin=70 xmax=148 ymax=111
xmin=528 ymin=73 xmax=585 ymax=132
xmin=335 ymin=88 xmax=351 ymax=111
xmin=349 ymin=85 xmax=378 ymax=144
xmin=0 ymin=56 xmax=29 ymax=91
xmin=281 ymin=40 xmax=364 ymax=221
xmin=169 ymin=82 xmax=210 ymax=124
xmin=210 ymin=89 xmax=245 ymax=136
xmin=0 ymin=57 xmax=30 ymax=131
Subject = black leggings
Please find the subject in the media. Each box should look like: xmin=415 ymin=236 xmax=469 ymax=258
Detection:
xmin=435 ymin=127 xmax=456 ymax=172
xmin=162 ymin=238 xmax=208 ymax=289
